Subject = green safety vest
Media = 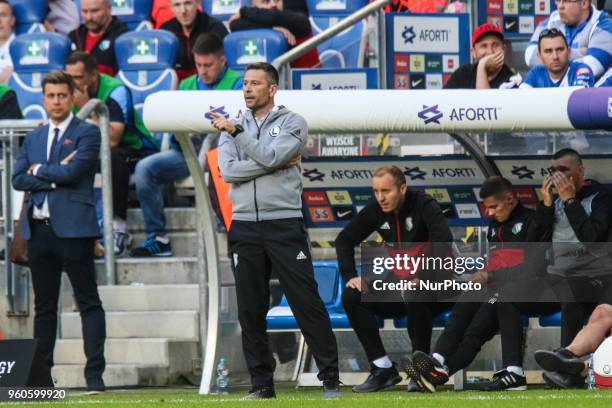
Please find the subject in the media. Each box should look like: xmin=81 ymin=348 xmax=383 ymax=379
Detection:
xmin=75 ymin=74 xmax=158 ymax=151
xmin=0 ymin=83 xmax=11 ymax=100
xmin=179 ymin=67 xmax=242 ymax=91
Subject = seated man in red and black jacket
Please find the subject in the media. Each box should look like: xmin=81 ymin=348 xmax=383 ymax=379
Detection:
xmin=335 ymin=165 xmax=453 ymax=393
xmin=69 ymin=0 xmax=129 ymax=77
xmin=406 ymin=177 xmax=540 ymax=393
xmin=229 ymin=0 xmax=320 ymax=68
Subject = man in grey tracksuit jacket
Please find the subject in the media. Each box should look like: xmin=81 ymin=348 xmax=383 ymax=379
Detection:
xmin=211 ymin=62 xmax=339 ymax=399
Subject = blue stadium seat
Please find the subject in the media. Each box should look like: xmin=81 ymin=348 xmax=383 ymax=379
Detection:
xmin=267 ymin=261 xmax=351 ymax=330
xmin=115 ymin=30 xmax=178 ymax=146
xmin=224 ymin=29 xmax=288 ymax=71
xmin=307 ymin=0 xmax=367 ymax=15
xmin=11 ymin=0 xmax=47 ymax=34
xmin=8 ymin=33 xmax=71 ymax=119
xmin=393 ymin=309 xmax=452 ymax=329
xmin=307 ymin=0 xmax=367 ymax=68
xmin=539 ymin=312 xmax=562 ymax=327
xmin=111 ymin=0 xmax=153 ymax=31
xmin=201 ymin=0 xmax=252 ymax=22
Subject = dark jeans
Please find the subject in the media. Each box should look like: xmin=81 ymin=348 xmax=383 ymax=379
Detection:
xmin=28 ymin=219 xmax=106 ymax=383
xmin=111 ymin=147 xmax=149 ymax=220
xmin=229 ymin=219 xmax=338 ymax=387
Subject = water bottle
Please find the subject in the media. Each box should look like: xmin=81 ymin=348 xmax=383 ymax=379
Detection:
xmin=216 ymin=357 xmax=229 ymax=394
xmin=587 ymin=353 xmax=596 ymax=390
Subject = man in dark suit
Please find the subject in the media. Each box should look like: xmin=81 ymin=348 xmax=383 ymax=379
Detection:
xmin=12 ymin=71 xmax=106 ymax=393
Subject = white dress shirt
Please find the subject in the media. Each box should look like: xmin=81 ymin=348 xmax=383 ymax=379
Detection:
xmin=32 ymin=113 xmax=74 ymax=219
xmin=0 ymin=33 xmax=14 ymax=73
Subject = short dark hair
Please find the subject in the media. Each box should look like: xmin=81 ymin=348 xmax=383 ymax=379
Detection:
xmin=246 ymin=62 xmax=279 ymax=85
xmin=373 ymin=166 xmax=407 ymax=188
xmin=42 ymin=71 xmax=75 ymax=94
xmin=0 ymin=0 xmax=13 ymax=10
xmin=65 ymin=51 xmax=98 ymax=73
xmin=553 ymin=148 xmax=582 ymax=165
xmin=537 ymin=28 xmax=568 ymax=51
xmin=479 ymin=176 xmax=514 ymax=200
xmin=192 ymin=33 xmax=225 ymax=57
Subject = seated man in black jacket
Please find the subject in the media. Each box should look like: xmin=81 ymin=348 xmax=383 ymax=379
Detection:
xmin=335 ymin=166 xmax=453 ymax=393
xmin=161 ymin=0 xmax=228 ymax=81
xmin=229 ymin=0 xmax=320 ymax=68
xmin=483 ymin=148 xmax=612 ymax=391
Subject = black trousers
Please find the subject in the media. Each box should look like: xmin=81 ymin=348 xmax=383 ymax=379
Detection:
xmin=229 ymin=219 xmax=338 ymax=387
xmin=556 ymin=276 xmax=612 ymax=346
xmin=433 ymin=301 xmax=499 ymax=375
xmin=342 ymin=287 xmax=451 ymax=360
xmin=497 ymin=301 xmax=559 ymax=367
xmin=28 ymin=219 xmax=106 ymax=383
xmin=110 ymin=147 xmax=148 ymax=220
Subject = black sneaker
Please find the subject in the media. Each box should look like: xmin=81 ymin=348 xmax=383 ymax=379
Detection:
xmin=352 ymin=364 xmax=402 ymax=393
xmin=542 ymin=371 xmax=585 ymax=389
xmin=534 ymin=348 xmax=585 ymax=376
xmin=402 ymin=361 xmax=427 ymax=392
xmin=85 ymin=378 xmax=105 ymax=395
xmin=481 ymin=369 xmax=527 ymax=391
xmin=412 ymin=351 xmax=450 ymax=390
xmin=243 ymin=386 xmax=276 ymax=399
xmin=113 ymin=231 xmax=132 ymax=256
xmin=322 ymin=372 xmax=341 ymax=399
xmin=128 ymin=236 xmax=173 ymax=257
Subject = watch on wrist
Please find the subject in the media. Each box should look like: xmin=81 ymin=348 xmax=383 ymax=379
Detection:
xmin=230 ymin=124 xmax=244 ymax=137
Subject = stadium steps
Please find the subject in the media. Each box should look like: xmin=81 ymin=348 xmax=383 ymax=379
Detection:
xmin=55 ymin=283 xmax=202 ymax=388
xmin=56 ymin=208 xmax=227 ymax=388
xmin=61 ymin=310 xmax=199 ymax=340
xmin=51 ymin=364 xmax=179 ymax=388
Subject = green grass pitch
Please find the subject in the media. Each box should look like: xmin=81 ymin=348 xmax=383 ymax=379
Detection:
xmin=5 ymin=387 xmax=612 ymax=408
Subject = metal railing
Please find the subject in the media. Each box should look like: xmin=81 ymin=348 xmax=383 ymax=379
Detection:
xmin=1 ymin=99 xmax=114 ymax=316
xmin=271 ymin=0 xmax=392 ymax=87
xmin=77 ymin=99 xmax=115 ymax=285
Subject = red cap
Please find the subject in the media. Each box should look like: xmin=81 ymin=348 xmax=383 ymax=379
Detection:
xmin=472 ymin=23 xmax=504 ymax=46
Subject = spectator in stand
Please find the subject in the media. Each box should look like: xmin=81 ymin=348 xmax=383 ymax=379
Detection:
xmin=520 ymin=29 xmax=594 ymax=88
xmin=0 ymin=82 xmax=22 ymax=119
xmin=596 ymin=67 xmax=612 ymax=87
xmin=129 ymin=33 xmax=243 ymax=258
xmin=284 ymin=0 xmax=309 ymax=15
xmin=69 ymin=0 xmax=129 ymax=77
xmin=229 ymin=0 xmax=320 ymax=68
xmin=385 ymin=0 xmax=448 ymax=13
xmin=0 ymin=0 xmax=15 ymax=84
xmin=526 ymin=0 xmax=612 ymax=81
xmin=445 ymin=23 xmax=520 ymax=89
xmin=44 ymin=0 xmax=80 ymax=36
xmin=151 ymin=0 xmax=205 ymax=29
xmin=65 ymin=51 xmax=156 ymax=256
xmin=160 ymin=0 xmax=228 ymax=81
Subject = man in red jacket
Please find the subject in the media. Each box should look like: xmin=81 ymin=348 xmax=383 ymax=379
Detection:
xmin=229 ymin=0 xmax=320 ymax=68
xmin=69 ymin=0 xmax=129 ymax=77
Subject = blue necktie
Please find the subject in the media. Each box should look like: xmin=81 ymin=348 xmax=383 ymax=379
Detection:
xmin=48 ymin=127 xmax=60 ymax=162
xmin=33 ymin=128 xmax=60 ymax=209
